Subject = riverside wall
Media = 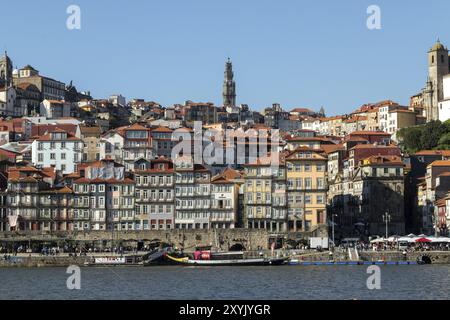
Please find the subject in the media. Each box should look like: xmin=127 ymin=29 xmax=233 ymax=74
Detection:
xmin=290 ymin=250 xmax=450 ymax=264
xmin=0 ymin=229 xmax=277 ymax=251
xmin=3 ymin=250 xmax=450 ymax=268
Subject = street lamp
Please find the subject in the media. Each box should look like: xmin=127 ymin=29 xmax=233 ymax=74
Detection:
xmin=382 ymin=212 xmax=391 ymax=239
xmin=331 ymin=213 xmax=338 ymax=247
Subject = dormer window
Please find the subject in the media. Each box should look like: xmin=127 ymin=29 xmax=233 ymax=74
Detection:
xmin=51 ymin=132 xmax=67 ymax=140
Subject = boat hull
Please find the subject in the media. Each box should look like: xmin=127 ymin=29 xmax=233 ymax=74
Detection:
xmin=165 ymin=254 xmax=286 ymax=266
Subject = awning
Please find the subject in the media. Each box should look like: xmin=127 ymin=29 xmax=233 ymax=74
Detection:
xmin=415 ymin=237 xmax=431 ymax=243
xmin=370 ymin=238 xmax=386 ymax=243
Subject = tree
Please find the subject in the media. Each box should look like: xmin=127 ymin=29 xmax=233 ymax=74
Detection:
xmin=397 ymin=120 xmax=450 ymax=153
xmin=398 ymin=126 xmax=424 ymax=153
xmin=420 ymin=120 xmax=445 ymax=150
xmin=437 ymin=132 xmax=450 ymax=149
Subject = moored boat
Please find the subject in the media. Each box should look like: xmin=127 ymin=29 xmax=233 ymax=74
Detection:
xmin=84 ymin=255 xmax=143 ymax=267
xmin=164 ymin=251 xmax=287 ymax=266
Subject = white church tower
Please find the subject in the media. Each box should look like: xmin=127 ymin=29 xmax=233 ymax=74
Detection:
xmin=424 ymin=40 xmax=450 ymax=121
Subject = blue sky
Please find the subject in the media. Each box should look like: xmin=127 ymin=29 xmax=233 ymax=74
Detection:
xmin=1 ymin=0 xmax=449 ymax=115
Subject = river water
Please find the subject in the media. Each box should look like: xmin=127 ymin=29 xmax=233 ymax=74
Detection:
xmin=0 ymin=265 xmax=449 ymax=300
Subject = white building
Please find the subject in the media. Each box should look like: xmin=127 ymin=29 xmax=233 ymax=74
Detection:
xmin=210 ymin=168 xmax=242 ymax=229
xmin=99 ymin=131 xmax=124 ymax=163
xmin=301 ymin=118 xmax=321 ymax=132
xmin=40 ymin=100 xmax=71 ymax=119
xmin=438 ymin=75 xmax=450 ymax=122
xmin=31 ymin=128 xmax=82 ymax=174
xmin=0 ymin=86 xmax=18 ymax=117
xmin=109 ymin=94 xmax=126 ymax=107
xmin=25 ymin=116 xmax=81 ymax=126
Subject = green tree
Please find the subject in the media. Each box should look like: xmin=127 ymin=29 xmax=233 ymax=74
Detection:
xmin=398 ymin=126 xmax=424 ymax=153
xmin=420 ymin=120 xmax=445 ymax=150
xmin=437 ymin=132 xmax=450 ymax=149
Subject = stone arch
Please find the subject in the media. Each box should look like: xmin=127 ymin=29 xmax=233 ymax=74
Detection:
xmin=419 ymin=255 xmax=432 ymax=264
xmin=229 ymin=243 xmax=246 ymax=251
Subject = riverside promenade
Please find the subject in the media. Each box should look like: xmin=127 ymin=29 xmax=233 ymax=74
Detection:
xmin=2 ymin=249 xmax=450 ymax=267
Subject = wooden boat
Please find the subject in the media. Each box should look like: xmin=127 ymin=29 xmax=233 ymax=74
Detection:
xmin=84 ymin=256 xmax=143 ymax=267
xmin=164 ymin=251 xmax=287 ymax=266
xmin=142 ymin=247 xmax=172 ymax=266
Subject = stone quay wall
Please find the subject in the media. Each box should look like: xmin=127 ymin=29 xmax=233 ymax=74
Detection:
xmin=359 ymin=251 xmax=450 ymax=264
xmin=0 ymin=229 xmax=276 ymax=251
xmin=290 ymin=251 xmax=450 ymax=264
xmin=0 ymin=256 xmax=87 ymax=268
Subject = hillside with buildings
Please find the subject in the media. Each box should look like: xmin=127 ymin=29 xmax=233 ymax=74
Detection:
xmin=0 ymin=40 xmax=449 ymax=244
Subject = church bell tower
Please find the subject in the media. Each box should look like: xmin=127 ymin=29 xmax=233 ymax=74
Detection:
xmin=222 ymin=58 xmax=236 ymax=107
xmin=0 ymin=51 xmax=12 ymax=87
xmin=425 ymin=39 xmax=449 ymax=121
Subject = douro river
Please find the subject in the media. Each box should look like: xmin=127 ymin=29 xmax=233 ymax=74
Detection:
xmin=0 ymin=265 xmax=448 ymax=299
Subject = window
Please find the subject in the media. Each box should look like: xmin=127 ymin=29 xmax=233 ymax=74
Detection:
xmin=304 ymin=164 xmax=311 ymax=172
xmin=305 ymin=178 xmax=312 ymax=189
xmin=317 ymin=178 xmax=324 ymax=189
xmin=50 ymin=153 xmax=56 ymax=160
xmin=316 ymin=195 xmax=324 ymax=204
xmin=287 ymin=179 xmax=293 ymax=189
xmin=38 ymin=153 xmax=43 ymax=162
xmin=61 ymin=153 xmax=66 ymax=160
xmin=304 ymin=195 xmax=311 ymax=204
xmin=61 ymin=164 xmax=66 ymax=171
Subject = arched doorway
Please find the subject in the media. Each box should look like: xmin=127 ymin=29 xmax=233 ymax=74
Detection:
xmin=229 ymin=243 xmax=246 ymax=251
xmin=420 ymin=255 xmax=432 ymax=264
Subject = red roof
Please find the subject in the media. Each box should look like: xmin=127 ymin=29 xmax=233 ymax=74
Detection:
xmin=74 ymin=177 xmax=135 ymax=184
xmin=349 ymin=131 xmax=391 ymax=136
xmin=31 ymin=124 xmax=78 ymax=137
xmin=123 ymin=123 xmax=150 ymax=131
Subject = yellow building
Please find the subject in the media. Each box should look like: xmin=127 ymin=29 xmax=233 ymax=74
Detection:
xmin=243 ymin=154 xmax=287 ymax=231
xmin=285 ymin=146 xmax=327 ymax=233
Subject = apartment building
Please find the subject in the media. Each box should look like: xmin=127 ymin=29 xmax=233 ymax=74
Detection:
xmin=39 ymin=100 xmax=71 ymax=119
xmin=31 ymin=128 xmax=82 ymax=174
xmin=122 ymin=123 xmax=153 ymax=171
xmin=134 ymin=157 xmax=174 ymax=230
xmin=285 ymin=147 xmax=327 ymax=233
xmin=1 ymin=166 xmax=73 ymax=231
xmin=174 ymin=157 xmax=211 ymax=229
xmin=99 ymin=130 xmax=124 ymax=164
xmin=71 ymin=160 xmax=135 ymax=231
xmin=210 ymin=168 xmax=242 ymax=229
xmin=243 ymin=155 xmax=288 ymax=232
xmin=352 ymin=155 xmax=406 ymax=236
xmin=151 ymin=126 xmax=176 ymax=158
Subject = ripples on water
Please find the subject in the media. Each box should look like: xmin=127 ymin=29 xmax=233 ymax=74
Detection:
xmin=0 ymin=265 xmax=449 ymax=300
